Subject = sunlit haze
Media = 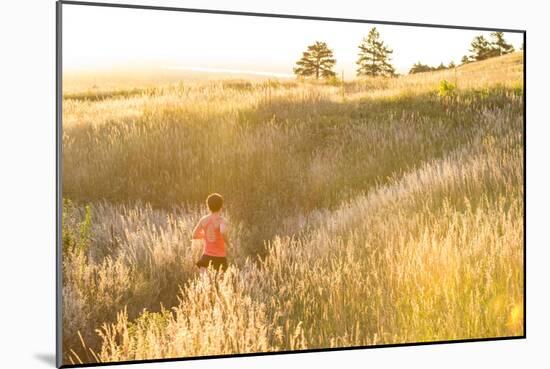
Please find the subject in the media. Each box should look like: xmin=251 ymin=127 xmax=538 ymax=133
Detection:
xmin=63 ymin=4 xmax=523 ymax=78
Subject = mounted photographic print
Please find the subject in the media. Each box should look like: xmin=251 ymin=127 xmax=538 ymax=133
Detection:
xmin=56 ymin=1 xmax=526 ymax=367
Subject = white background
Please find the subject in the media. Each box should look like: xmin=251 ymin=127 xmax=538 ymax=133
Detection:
xmin=0 ymin=0 xmax=547 ymax=368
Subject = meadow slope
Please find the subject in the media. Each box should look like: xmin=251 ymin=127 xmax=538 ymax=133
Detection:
xmin=61 ymin=52 xmax=524 ymax=364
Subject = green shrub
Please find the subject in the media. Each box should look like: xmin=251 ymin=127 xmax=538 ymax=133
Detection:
xmin=438 ymin=80 xmax=456 ymax=97
xmin=62 ymin=199 xmax=92 ymax=258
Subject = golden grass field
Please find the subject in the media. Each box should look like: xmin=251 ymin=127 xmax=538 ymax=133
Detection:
xmin=61 ymin=52 xmax=524 ymax=365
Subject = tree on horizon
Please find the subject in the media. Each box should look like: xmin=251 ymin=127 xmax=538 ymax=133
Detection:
xmin=490 ymin=31 xmax=515 ymax=56
xmin=293 ymin=41 xmax=336 ymax=80
xmin=409 ymin=62 xmax=433 ymax=74
xmin=468 ymin=35 xmax=494 ymax=62
xmin=462 ymin=32 xmax=515 ymax=63
xmin=409 ymin=61 xmax=456 ymax=74
xmin=356 ymin=27 xmax=396 ymax=77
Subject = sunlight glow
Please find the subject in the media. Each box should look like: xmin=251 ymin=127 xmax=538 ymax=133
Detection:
xmin=63 ymin=4 xmax=523 ymax=77
xmin=165 ymin=66 xmax=294 ymax=78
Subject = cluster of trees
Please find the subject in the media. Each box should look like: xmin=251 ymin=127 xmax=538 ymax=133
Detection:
xmin=461 ymin=31 xmax=515 ymax=64
xmin=293 ymin=29 xmax=516 ymax=80
xmin=409 ymin=61 xmax=456 ymax=74
xmin=409 ymin=32 xmax=516 ymax=75
xmin=294 ymin=27 xmax=395 ymax=80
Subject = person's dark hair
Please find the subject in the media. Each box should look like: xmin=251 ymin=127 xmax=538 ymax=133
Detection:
xmin=206 ymin=193 xmax=224 ymax=212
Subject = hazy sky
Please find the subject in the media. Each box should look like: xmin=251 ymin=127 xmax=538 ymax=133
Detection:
xmin=63 ymin=4 xmax=523 ymax=77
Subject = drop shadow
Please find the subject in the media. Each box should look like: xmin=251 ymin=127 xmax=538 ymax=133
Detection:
xmin=34 ymin=353 xmax=57 ymax=367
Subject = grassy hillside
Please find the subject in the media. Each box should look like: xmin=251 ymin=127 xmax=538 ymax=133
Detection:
xmin=61 ymin=53 xmax=524 ymax=364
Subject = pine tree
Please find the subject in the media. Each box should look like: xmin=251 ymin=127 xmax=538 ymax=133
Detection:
xmin=468 ymin=35 xmax=494 ymax=61
xmin=490 ymin=32 xmax=515 ymax=56
xmin=356 ymin=27 xmax=396 ymax=77
xmin=293 ymin=41 xmax=336 ymax=80
xmin=465 ymin=33 xmax=515 ymax=62
xmin=461 ymin=55 xmax=471 ymax=65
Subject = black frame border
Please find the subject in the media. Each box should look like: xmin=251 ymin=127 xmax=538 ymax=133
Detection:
xmin=55 ymin=1 xmax=527 ymax=367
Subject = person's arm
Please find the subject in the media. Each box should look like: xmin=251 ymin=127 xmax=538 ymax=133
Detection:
xmin=192 ymin=218 xmax=204 ymax=240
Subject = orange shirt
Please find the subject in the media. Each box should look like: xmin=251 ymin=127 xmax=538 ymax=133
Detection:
xmin=197 ymin=214 xmax=226 ymax=257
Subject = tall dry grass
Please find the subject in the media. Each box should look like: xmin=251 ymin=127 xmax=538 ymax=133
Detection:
xmin=61 ymin=52 xmax=524 ymax=364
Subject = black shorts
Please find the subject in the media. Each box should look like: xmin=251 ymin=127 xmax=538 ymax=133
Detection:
xmin=196 ymin=254 xmax=228 ymax=271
